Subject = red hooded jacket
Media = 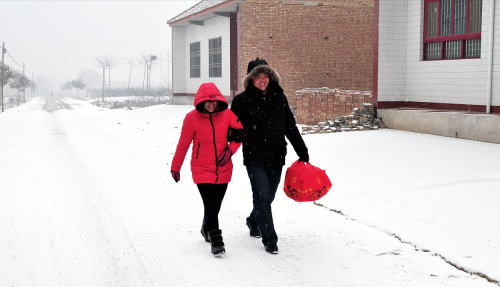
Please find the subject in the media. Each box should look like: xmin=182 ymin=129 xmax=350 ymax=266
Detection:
xmin=171 ymin=83 xmax=243 ymax=184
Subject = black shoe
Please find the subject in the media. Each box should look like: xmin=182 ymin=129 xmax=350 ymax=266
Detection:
xmin=208 ymin=229 xmax=225 ymax=256
xmin=246 ymin=220 xmax=261 ymax=238
xmin=265 ymin=242 xmax=279 ymax=254
xmin=200 ymin=223 xmax=209 ymax=242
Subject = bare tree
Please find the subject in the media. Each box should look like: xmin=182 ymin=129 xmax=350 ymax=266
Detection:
xmin=94 ymin=54 xmax=109 ymax=104
xmin=138 ymin=53 xmax=157 ymax=96
xmin=107 ymin=56 xmax=121 ymax=96
xmin=124 ymin=56 xmax=138 ymax=91
xmin=77 ymin=69 xmax=99 ymax=98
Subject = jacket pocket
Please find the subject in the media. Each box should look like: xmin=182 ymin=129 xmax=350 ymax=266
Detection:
xmin=196 ymin=142 xmax=200 ymax=159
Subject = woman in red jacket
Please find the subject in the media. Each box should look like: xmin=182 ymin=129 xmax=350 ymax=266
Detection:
xmin=171 ymin=82 xmax=243 ymax=256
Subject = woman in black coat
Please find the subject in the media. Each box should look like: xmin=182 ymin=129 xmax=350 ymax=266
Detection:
xmin=231 ymin=58 xmax=309 ymax=254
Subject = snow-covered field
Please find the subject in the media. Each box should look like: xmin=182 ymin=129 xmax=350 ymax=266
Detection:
xmin=0 ymin=97 xmax=499 ymax=287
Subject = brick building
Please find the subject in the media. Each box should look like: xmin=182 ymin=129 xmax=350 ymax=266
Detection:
xmin=168 ymin=0 xmax=375 ymax=106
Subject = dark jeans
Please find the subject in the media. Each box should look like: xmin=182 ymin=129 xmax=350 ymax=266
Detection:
xmin=197 ymin=183 xmax=228 ymax=232
xmin=246 ymin=165 xmax=283 ymax=244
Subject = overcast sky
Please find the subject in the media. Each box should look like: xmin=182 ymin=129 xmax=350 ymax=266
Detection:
xmin=1 ymin=1 xmax=198 ymax=95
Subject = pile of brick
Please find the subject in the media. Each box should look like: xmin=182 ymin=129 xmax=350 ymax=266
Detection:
xmin=295 ymin=88 xmax=373 ymax=125
xmin=301 ymin=103 xmax=386 ymax=135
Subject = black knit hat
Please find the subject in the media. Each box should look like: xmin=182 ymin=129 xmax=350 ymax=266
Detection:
xmin=246 ymin=57 xmax=268 ymax=75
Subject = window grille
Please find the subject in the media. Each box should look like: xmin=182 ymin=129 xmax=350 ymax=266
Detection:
xmin=209 ymin=37 xmax=222 ymax=78
xmin=190 ymin=42 xmax=200 ymax=78
xmin=424 ymin=0 xmax=482 ymax=60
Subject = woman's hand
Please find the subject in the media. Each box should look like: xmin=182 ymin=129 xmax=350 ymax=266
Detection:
xmin=171 ymin=170 xmax=180 ymax=183
xmin=217 ymin=147 xmax=233 ymax=167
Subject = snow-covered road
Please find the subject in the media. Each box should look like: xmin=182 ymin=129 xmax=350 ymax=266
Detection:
xmin=0 ymin=97 xmax=498 ymax=287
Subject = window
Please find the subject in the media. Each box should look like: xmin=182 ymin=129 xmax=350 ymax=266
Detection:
xmin=209 ymin=37 xmax=222 ymax=77
xmin=190 ymin=42 xmax=200 ymax=78
xmin=424 ymin=0 xmax=482 ymax=60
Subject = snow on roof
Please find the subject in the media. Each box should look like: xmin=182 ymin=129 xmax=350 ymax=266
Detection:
xmin=167 ymin=0 xmax=228 ymax=24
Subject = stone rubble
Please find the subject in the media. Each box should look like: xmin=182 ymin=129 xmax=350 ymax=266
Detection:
xmin=301 ymin=103 xmax=387 ymax=135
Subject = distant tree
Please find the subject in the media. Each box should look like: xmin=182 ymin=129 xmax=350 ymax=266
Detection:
xmin=77 ymin=69 xmax=99 ymax=98
xmin=9 ymin=71 xmax=31 ymax=106
xmin=65 ymin=81 xmax=73 ymax=97
xmin=124 ymin=56 xmax=138 ymax=90
xmin=139 ymin=53 xmax=157 ymax=96
xmin=71 ymin=79 xmax=86 ymax=99
xmin=94 ymin=54 xmax=110 ymax=104
xmin=107 ymin=56 xmax=121 ymax=94
xmin=1 ymin=63 xmax=15 ymax=111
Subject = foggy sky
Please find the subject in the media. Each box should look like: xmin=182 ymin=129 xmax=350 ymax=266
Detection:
xmin=0 ymin=1 xmax=198 ymax=95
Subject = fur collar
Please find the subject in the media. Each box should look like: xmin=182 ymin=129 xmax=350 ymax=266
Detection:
xmin=242 ymin=65 xmax=281 ymax=89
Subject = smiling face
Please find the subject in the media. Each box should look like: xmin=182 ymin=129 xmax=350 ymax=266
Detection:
xmin=204 ymin=100 xmax=217 ymax=113
xmin=252 ymin=73 xmax=270 ymax=94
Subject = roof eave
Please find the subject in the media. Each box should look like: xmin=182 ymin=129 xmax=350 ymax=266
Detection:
xmin=168 ymin=0 xmax=236 ymax=27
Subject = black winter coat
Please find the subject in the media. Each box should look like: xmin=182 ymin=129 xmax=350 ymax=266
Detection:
xmin=231 ymin=80 xmax=308 ymax=168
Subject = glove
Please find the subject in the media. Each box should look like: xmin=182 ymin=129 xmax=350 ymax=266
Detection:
xmin=171 ymin=170 xmax=180 ymax=183
xmin=217 ymin=147 xmax=233 ymax=167
xmin=227 ymin=128 xmax=244 ymax=143
xmin=298 ymin=156 xmax=309 ymax=163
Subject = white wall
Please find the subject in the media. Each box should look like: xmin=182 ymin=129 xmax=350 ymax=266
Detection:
xmin=172 ymin=16 xmax=231 ymax=96
xmin=379 ymin=0 xmax=499 ymax=107
xmin=172 ymin=26 xmax=186 ymax=94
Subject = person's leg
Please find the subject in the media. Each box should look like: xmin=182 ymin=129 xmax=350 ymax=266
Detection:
xmin=197 ymin=183 xmax=228 ymax=232
xmin=245 ymin=166 xmax=282 ymax=245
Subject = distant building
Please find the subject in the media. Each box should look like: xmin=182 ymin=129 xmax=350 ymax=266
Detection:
xmin=168 ymin=0 xmax=375 ymax=105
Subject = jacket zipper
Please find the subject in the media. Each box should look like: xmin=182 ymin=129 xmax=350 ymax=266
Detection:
xmin=209 ymin=114 xmax=219 ymax=184
xmin=196 ymin=142 xmax=200 ymax=159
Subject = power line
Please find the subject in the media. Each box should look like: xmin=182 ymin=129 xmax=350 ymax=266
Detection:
xmin=5 ymin=49 xmax=22 ymax=67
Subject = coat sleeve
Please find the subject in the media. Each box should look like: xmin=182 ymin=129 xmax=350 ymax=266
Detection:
xmin=171 ymin=113 xmax=195 ymax=172
xmin=226 ymin=110 xmax=243 ymax=153
xmin=230 ymin=94 xmax=243 ymax=122
xmin=283 ymin=96 xmax=309 ymax=160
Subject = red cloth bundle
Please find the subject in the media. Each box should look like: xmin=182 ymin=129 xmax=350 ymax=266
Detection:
xmin=284 ymin=159 xmax=332 ymax=202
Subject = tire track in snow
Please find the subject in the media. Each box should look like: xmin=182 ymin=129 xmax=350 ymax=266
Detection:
xmin=312 ymin=202 xmax=500 ymax=286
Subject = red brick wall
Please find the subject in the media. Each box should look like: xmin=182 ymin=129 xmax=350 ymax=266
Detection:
xmin=296 ymin=88 xmax=372 ymax=125
xmin=239 ymin=0 xmax=374 ymax=107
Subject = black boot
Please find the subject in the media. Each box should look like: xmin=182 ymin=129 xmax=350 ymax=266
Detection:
xmin=265 ymin=242 xmax=279 ymax=254
xmin=200 ymin=223 xmax=209 ymax=242
xmin=207 ymin=229 xmax=225 ymax=256
xmin=246 ymin=220 xmax=261 ymax=238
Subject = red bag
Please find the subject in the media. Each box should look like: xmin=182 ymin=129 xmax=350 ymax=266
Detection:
xmin=284 ymin=159 xmax=332 ymax=202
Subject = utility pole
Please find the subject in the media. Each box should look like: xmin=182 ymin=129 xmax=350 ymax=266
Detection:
xmin=22 ymin=63 xmax=25 ymax=103
xmin=31 ymin=72 xmax=34 ymax=99
xmin=1 ymin=42 xmax=5 ymax=112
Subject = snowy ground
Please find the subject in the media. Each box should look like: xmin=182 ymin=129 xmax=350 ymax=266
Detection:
xmin=0 ymin=97 xmax=499 ymax=287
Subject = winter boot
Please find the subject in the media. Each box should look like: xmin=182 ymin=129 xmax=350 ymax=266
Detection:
xmin=207 ymin=229 xmax=225 ymax=256
xmin=246 ymin=220 xmax=261 ymax=238
xmin=265 ymin=242 xmax=279 ymax=254
xmin=200 ymin=222 xmax=209 ymax=242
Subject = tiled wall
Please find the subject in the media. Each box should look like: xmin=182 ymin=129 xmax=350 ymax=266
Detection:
xmin=378 ymin=0 xmax=499 ymax=108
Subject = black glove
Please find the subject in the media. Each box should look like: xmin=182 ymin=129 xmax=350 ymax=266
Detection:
xmin=298 ymin=156 xmax=309 ymax=163
xmin=227 ymin=128 xmax=244 ymax=143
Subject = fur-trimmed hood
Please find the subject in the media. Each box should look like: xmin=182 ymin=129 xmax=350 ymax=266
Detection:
xmin=242 ymin=65 xmax=281 ymax=89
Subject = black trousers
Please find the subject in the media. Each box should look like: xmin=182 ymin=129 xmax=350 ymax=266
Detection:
xmin=197 ymin=183 xmax=228 ymax=232
xmin=245 ymin=166 xmax=283 ymax=244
